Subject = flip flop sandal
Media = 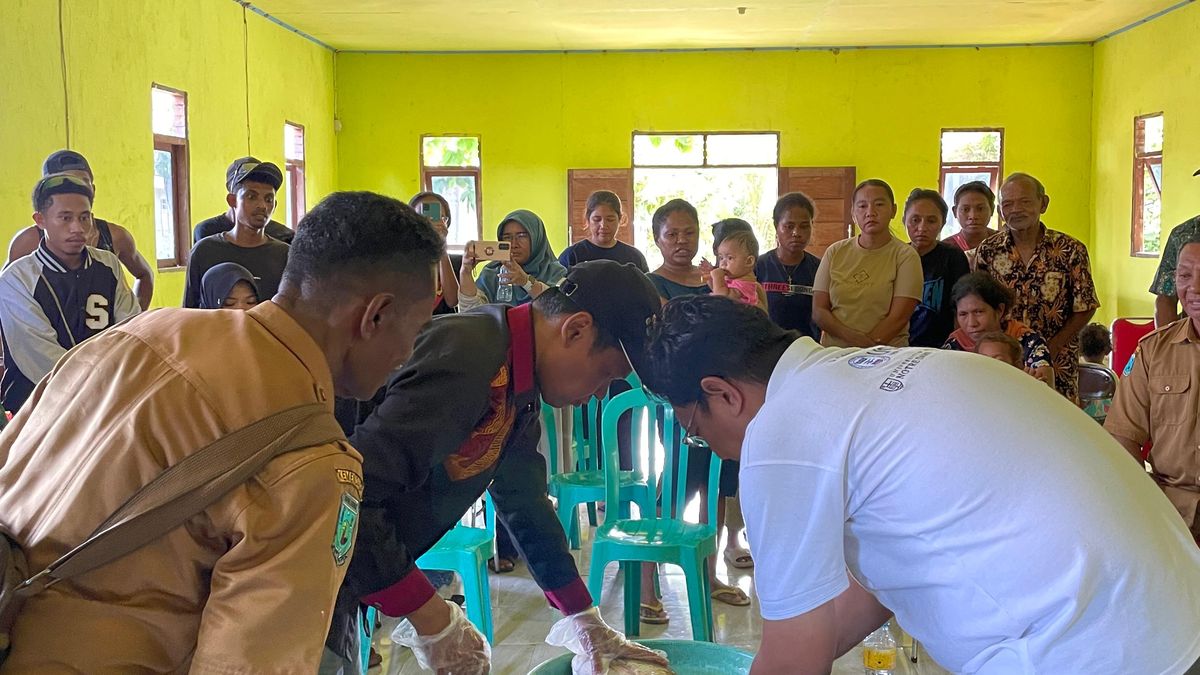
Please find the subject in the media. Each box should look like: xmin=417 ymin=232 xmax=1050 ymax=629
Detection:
xmin=710 ymin=586 xmax=752 ymax=607
xmin=487 ymin=556 xmax=516 ymax=574
xmin=723 ymin=547 xmax=755 ymax=569
xmin=639 ymin=601 xmax=670 ymax=624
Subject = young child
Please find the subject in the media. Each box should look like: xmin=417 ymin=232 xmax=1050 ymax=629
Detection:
xmin=1079 ymin=322 xmax=1113 ymax=366
xmin=711 ymin=229 xmax=767 ymax=311
xmin=974 ymin=331 xmax=1024 ymax=369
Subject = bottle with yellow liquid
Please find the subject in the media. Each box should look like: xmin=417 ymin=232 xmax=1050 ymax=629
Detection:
xmin=863 ymin=624 xmax=898 ymax=675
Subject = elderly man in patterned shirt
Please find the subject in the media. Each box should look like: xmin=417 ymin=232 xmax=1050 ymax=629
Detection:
xmin=976 ymin=172 xmax=1100 ymax=403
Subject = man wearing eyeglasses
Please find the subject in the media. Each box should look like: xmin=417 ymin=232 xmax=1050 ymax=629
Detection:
xmin=0 ymin=174 xmax=140 ymax=412
xmin=323 ymin=261 xmax=667 ymax=673
xmin=643 ymin=295 xmax=1200 ymax=675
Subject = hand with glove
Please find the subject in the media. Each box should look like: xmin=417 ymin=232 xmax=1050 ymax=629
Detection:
xmin=546 ymin=607 xmax=672 ymax=674
xmin=392 ymin=599 xmax=491 ymax=674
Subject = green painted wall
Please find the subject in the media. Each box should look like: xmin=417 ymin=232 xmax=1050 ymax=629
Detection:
xmin=1091 ymin=1 xmax=1200 ymax=322
xmin=0 ymin=0 xmax=336 ymax=306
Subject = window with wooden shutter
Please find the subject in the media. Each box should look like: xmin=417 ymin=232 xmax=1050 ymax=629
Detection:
xmin=777 ymin=167 xmax=856 ymax=257
xmin=566 ymin=169 xmax=634 ymax=246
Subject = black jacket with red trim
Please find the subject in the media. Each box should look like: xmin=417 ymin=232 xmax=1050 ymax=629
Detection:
xmin=327 ymin=303 xmax=589 ymax=659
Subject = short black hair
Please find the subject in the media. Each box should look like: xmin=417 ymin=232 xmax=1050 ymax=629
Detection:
xmin=853 ymin=179 xmax=895 ymax=205
xmin=773 ymin=192 xmax=816 ymax=225
xmin=718 ymin=229 xmax=759 ymax=258
xmin=408 ymin=191 xmax=452 ymax=225
xmin=904 ymin=188 xmax=948 ymax=223
xmin=283 ymin=191 xmax=444 ymax=300
xmin=976 ymin=331 xmax=1023 ymax=364
xmin=711 ymin=218 xmax=753 ymax=256
xmin=532 ymin=287 xmax=620 ymax=352
xmin=953 ymin=181 xmax=996 ymax=211
xmin=1079 ymin=323 xmax=1113 ymax=361
xmin=952 ymin=271 xmax=1014 ymax=312
xmin=586 ymin=190 xmax=623 ymax=219
xmin=643 ymin=295 xmax=798 ymax=408
xmin=652 ymin=198 xmax=699 ymax=240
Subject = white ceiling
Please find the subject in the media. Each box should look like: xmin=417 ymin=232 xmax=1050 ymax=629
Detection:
xmin=248 ymin=0 xmax=1182 ymax=52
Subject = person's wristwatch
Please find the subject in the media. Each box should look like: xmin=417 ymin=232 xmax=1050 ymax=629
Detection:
xmin=522 ymin=278 xmax=536 ymax=294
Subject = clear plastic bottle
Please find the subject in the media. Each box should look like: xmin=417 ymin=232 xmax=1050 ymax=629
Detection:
xmin=863 ymin=624 xmax=898 ymax=675
xmin=495 ymin=282 xmax=513 ymax=302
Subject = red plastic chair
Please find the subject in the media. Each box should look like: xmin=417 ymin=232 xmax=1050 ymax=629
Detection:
xmin=1111 ymin=317 xmax=1155 ymax=378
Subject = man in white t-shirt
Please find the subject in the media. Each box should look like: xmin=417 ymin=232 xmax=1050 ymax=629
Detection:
xmin=642 ymin=295 xmax=1200 ymax=675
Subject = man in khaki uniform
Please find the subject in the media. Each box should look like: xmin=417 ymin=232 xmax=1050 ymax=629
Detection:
xmin=1107 ymin=241 xmax=1200 ymax=537
xmin=0 ymin=191 xmax=442 ymax=673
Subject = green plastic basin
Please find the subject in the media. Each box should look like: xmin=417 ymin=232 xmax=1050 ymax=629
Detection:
xmin=528 ymin=639 xmax=754 ymax=674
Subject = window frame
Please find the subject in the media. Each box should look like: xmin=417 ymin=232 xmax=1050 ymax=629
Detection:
xmin=938 ymin=127 xmax=1004 ymax=203
xmin=151 ymin=83 xmax=191 ymax=270
xmin=630 ymin=130 xmax=780 ymax=169
xmin=284 ymin=121 xmax=307 ymax=228
xmin=1131 ymin=112 xmax=1164 ymax=259
xmin=420 ymin=134 xmax=483 ymax=249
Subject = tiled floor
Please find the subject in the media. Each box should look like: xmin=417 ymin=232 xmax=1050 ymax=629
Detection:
xmin=371 ymin=525 xmax=950 ymax=674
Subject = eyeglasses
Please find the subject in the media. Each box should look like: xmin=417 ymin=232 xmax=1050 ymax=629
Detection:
xmin=681 ymin=402 xmax=708 ymax=448
xmin=500 ymin=232 xmax=531 ymax=243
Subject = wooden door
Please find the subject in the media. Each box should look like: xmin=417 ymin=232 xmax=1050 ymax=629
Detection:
xmin=566 ymin=169 xmax=635 ymax=246
xmin=778 ymin=167 xmax=856 ymax=257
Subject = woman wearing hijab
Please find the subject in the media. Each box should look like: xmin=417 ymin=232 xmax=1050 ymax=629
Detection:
xmin=198 ymin=262 xmax=259 ymax=310
xmin=458 ymin=209 xmax=567 ymax=310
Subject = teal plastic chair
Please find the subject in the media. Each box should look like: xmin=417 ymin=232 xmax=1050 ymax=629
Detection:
xmin=414 ymin=494 xmax=496 ymax=642
xmin=530 ymin=639 xmax=753 ymax=674
xmin=587 ymin=389 xmax=721 ymax=641
xmin=547 ymin=375 xmax=649 ymax=550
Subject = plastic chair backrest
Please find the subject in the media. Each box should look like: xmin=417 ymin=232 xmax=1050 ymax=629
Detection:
xmin=457 ymin=491 xmax=496 ymax=541
xmin=541 ymin=400 xmax=560 ymax=476
xmin=1112 ymin=317 xmax=1154 ymax=378
xmin=569 ymin=373 xmax=644 ymax=474
xmin=600 ymin=388 xmax=719 ymax=525
xmin=1078 ymin=362 xmax=1118 ymax=400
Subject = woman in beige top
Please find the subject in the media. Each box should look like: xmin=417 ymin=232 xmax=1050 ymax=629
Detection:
xmin=813 ymin=179 xmax=923 ymax=347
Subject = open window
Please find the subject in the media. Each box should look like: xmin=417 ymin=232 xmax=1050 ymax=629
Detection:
xmin=632 ymin=132 xmax=779 ymax=268
xmin=284 ymin=122 xmax=306 ymax=228
xmin=939 ymin=128 xmax=1003 ymax=239
xmin=421 ymin=135 xmax=482 ymax=250
xmin=152 ymin=85 xmax=190 ymax=269
xmin=1132 ymin=113 xmax=1163 ymax=257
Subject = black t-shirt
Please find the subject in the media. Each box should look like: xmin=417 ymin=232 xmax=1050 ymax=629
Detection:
xmin=558 ymin=239 xmax=648 ymax=272
xmin=909 ymin=241 xmax=971 ymax=348
xmin=193 ymin=213 xmax=294 ymax=244
xmin=755 ymin=249 xmax=821 ymax=339
xmin=183 ymin=233 xmax=290 ymax=308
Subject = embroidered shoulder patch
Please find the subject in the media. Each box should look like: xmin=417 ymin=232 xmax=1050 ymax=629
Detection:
xmin=335 ymin=468 xmax=364 ymax=495
xmin=332 ymin=491 xmax=360 ymax=566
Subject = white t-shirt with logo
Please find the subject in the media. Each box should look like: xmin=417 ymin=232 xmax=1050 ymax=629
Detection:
xmin=741 ymin=338 xmax=1200 ymax=674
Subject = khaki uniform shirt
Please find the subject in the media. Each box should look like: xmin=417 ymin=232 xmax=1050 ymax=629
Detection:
xmin=0 ymin=302 xmax=363 ymax=674
xmin=1105 ymin=318 xmax=1200 ymax=533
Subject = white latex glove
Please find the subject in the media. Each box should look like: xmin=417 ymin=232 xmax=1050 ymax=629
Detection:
xmin=545 ymin=607 xmax=671 ymax=674
xmin=392 ymin=600 xmax=492 ymax=674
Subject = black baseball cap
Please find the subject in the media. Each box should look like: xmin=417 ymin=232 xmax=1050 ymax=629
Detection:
xmin=42 ymin=150 xmax=92 ymax=178
xmin=32 ymin=173 xmax=94 ymax=211
xmin=225 ymin=156 xmax=283 ymax=193
xmin=557 ymin=260 xmax=662 ymax=376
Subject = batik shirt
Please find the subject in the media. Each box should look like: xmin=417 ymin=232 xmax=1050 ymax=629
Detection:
xmin=976 ymin=225 xmax=1100 ymax=402
xmin=1149 ymin=216 xmax=1200 ymax=297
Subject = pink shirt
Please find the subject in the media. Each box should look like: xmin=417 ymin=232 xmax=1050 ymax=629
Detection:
xmin=727 ymin=278 xmax=762 ymax=306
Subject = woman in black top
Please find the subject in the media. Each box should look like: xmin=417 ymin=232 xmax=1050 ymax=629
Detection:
xmin=558 ymin=191 xmax=648 ymax=272
xmin=755 ymin=192 xmax=822 ymax=339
